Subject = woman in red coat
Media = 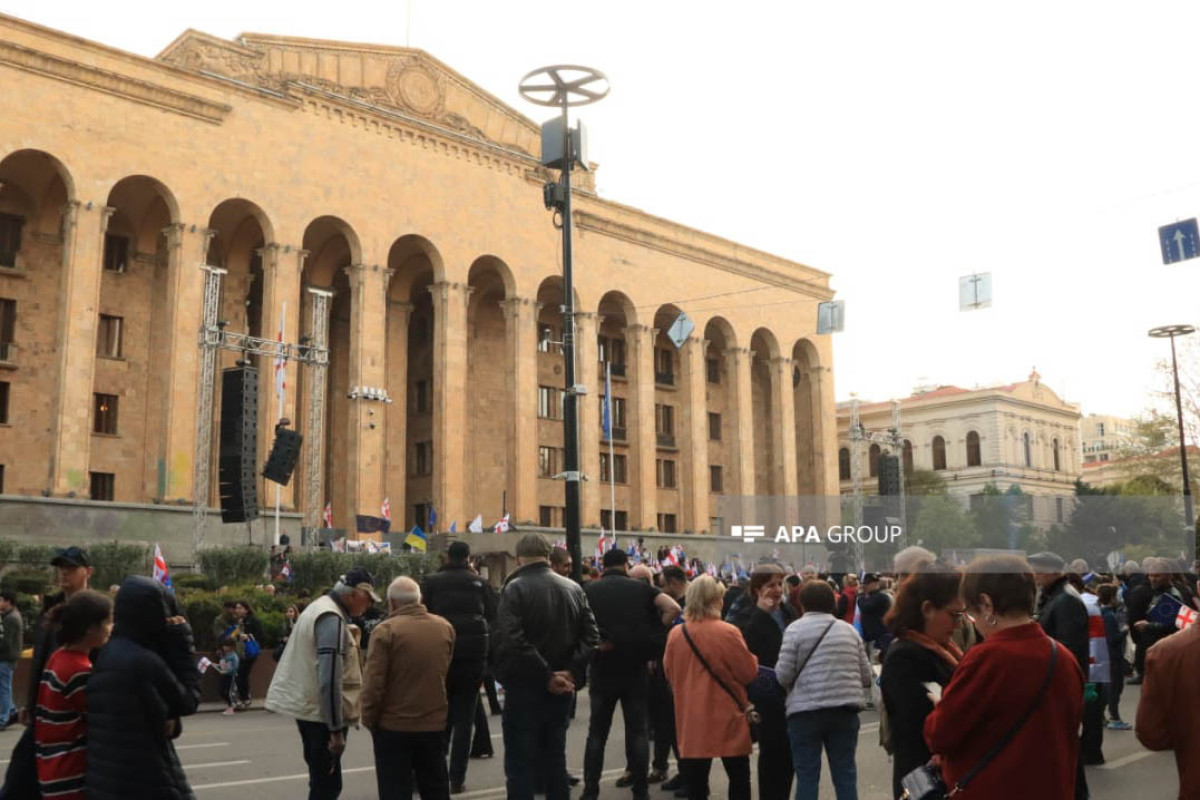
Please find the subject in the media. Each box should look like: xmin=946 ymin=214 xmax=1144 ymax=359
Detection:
xmin=664 ymin=575 xmax=759 ymax=800
xmin=923 ymin=556 xmax=1083 ymax=800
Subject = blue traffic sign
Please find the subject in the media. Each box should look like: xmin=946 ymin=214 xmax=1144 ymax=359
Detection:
xmin=1159 ymin=218 xmax=1200 ymax=264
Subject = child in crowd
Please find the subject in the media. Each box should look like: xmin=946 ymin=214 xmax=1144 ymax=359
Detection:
xmin=217 ymin=639 xmax=240 ymax=715
xmin=34 ymin=590 xmax=113 ymax=800
xmin=1098 ymin=583 xmax=1132 ymax=730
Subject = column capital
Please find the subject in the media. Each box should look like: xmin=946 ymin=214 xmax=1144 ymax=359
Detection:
xmin=429 ymin=280 xmax=473 ymax=299
xmin=499 ymin=295 xmax=536 ymax=314
xmin=575 ymin=310 xmax=598 ymax=321
xmin=770 ymin=356 xmax=796 ymax=369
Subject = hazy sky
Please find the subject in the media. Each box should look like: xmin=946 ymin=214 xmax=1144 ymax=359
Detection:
xmin=10 ymin=1 xmax=1200 ymax=419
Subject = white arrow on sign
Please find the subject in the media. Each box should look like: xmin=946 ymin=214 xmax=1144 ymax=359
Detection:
xmin=1176 ymin=229 xmax=1188 ymax=260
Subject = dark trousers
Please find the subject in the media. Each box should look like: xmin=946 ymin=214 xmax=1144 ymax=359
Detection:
xmin=756 ymin=700 xmax=793 ymax=800
xmin=1081 ymin=686 xmax=1106 ymax=762
xmin=219 ymin=674 xmax=235 ymax=707
xmin=236 ymin=654 xmax=258 ymax=701
xmin=373 ymin=728 xmax=450 ymax=800
xmin=1108 ymin=664 xmax=1126 ymax=720
xmin=680 ymin=756 xmax=751 ymax=800
xmin=649 ymin=666 xmax=678 ymax=772
xmin=297 ymin=720 xmax=347 ymax=800
xmin=585 ymin=672 xmax=650 ymax=796
xmin=483 ymin=670 xmax=502 ymax=715
xmin=470 ymin=700 xmax=494 ymax=757
xmin=445 ymin=661 xmax=485 ymax=786
xmin=502 ymin=682 xmax=573 ymax=800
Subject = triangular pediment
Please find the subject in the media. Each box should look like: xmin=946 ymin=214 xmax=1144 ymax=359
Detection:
xmin=157 ymin=30 xmax=540 ymax=155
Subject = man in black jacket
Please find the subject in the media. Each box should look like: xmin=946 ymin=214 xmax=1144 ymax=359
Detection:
xmin=1127 ymin=557 xmax=1187 ymax=683
xmin=580 ymin=549 xmax=679 ymax=800
xmin=422 ymin=541 xmax=498 ymax=794
xmin=492 ymin=534 xmax=599 ymax=800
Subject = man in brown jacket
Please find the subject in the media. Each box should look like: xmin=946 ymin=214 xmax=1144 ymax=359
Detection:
xmin=1136 ymin=620 xmax=1200 ymax=799
xmin=361 ymin=576 xmax=456 ymax=800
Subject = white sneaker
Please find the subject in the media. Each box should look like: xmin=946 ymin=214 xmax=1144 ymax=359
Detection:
xmin=222 ymin=707 xmax=236 ymax=715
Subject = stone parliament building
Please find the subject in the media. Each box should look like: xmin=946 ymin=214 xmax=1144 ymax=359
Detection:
xmin=0 ymin=14 xmax=837 ymax=552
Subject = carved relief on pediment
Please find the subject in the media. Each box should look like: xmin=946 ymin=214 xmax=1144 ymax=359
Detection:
xmin=163 ymin=41 xmax=263 ymax=82
xmin=387 ymin=61 xmax=444 ymax=117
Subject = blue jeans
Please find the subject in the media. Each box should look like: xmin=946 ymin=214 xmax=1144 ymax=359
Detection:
xmin=0 ymin=662 xmax=13 ymax=726
xmin=787 ymin=708 xmax=860 ymax=800
xmin=502 ymin=682 xmax=572 ymax=800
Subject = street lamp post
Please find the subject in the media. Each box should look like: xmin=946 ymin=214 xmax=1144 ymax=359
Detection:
xmin=520 ymin=66 xmax=609 ymax=582
xmin=1148 ymin=324 xmax=1196 ymax=554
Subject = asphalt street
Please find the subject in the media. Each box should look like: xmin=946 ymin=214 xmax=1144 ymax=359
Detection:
xmin=0 ymin=685 xmax=1177 ymax=799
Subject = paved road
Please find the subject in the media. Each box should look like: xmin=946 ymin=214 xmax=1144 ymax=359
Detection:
xmin=0 ymin=685 xmax=1177 ymax=798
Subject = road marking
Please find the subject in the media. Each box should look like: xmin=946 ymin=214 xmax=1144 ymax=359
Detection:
xmin=1099 ymin=751 xmax=1155 ymax=770
xmin=193 ymin=766 xmax=376 ymax=790
xmin=184 ymin=760 xmax=251 ymax=770
xmin=177 ymin=743 xmax=231 ymax=751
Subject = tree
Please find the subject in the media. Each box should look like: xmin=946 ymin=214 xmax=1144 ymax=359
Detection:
xmin=905 ymin=469 xmax=948 ymax=497
xmin=910 ymin=494 xmax=978 ymax=556
xmin=971 ymin=483 xmax=1030 ymax=550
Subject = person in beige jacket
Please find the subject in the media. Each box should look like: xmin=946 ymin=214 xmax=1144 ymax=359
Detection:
xmin=361 ymin=576 xmax=456 ymax=800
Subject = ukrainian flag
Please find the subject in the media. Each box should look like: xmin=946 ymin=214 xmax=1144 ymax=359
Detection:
xmin=406 ymin=525 xmax=428 ymax=553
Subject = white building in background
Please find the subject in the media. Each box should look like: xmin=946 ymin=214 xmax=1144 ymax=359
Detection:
xmin=1081 ymin=414 xmax=1136 ymax=464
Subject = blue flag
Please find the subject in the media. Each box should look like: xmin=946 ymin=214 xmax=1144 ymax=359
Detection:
xmin=406 ymin=525 xmax=428 ymax=553
xmin=602 ymin=366 xmax=613 ymax=441
xmin=449 ymin=520 xmax=458 ymax=534
xmin=429 ymin=505 xmax=437 ymax=532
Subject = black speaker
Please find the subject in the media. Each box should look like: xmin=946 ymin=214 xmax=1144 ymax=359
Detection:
xmin=219 ymin=365 xmax=259 ymax=523
xmin=878 ymin=454 xmax=902 ymax=496
xmin=263 ymin=427 xmax=303 ymax=485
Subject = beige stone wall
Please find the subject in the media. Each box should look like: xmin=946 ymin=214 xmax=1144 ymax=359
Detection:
xmin=0 ymin=14 xmax=838 ymax=541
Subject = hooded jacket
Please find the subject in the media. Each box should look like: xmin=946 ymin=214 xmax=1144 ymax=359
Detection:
xmin=86 ymin=577 xmax=200 ymax=800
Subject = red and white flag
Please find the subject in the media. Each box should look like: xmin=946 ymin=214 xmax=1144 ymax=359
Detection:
xmin=494 ymin=513 xmax=510 ymax=534
xmin=596 ymin=528 xmax=608 ymax=561
xmin=1178 ymin=605 xmax=1198 ymax=630
xmin=153 ymin=544 xmax=171 ymax=587
xmin=381 ymin=498 xmax=391 ymax=522
xmin=323 ymin=501 xmax=333 ymax=528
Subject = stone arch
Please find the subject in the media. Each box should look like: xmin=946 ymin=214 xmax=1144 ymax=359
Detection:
xmin=301 ymin=216 xmax=361 ymax=287
xmin=105 ymin=176 xmax=179 ymax=254
xmin=387 ymin=234 xmax=445 ymax=302
xmin=652 ymin=304 xmax=684 ymax=387
xmin=792 ymin=338 xmax=825 ymax=496
xmin=0 ymin=149 xmax=74 ymax=237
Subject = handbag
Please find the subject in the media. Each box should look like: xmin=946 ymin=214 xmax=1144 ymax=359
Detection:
xmin=900 ymin=637 xmax=1058 ymax=800
xmin=244 ymin=634 xmax=261 ymax=659
xmin=680 ymin=624 xmax=762 ymax=741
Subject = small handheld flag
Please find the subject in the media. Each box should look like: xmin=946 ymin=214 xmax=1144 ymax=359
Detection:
xmin=494 ymin=513 xmax=510 ymax=534
xmin=429 ymin=505 xmax=438 ymax=532
xmin=406 ymin=525 xmax=428 ymax=553
xmin=468 ymin=514 xmax=484 ymax=533
xmin=153 ymin=544 xmax=172 ymax=588
xmin=323 ymin=501 xmax=333 ymax=529
xmin=381 ymin=498 xmax=391 ymax=522
xmin=449 ymin=520 xmax=458 ymax=534
xmin=1177 ymin=605 xmax=1198 ymax=630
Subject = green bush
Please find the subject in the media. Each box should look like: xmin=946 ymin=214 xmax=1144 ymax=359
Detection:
xmin=178 ymin=585 xmax=293 ymax=652
xmin=172 ymin=573 xmax=214 ymax=591
xmin=287 ymin=551 xmax=439 ymax=594
xmin=3 ymin=571 xmax=51 ymax=596
xmin=14 ymin=546 xmax=53 ymax=570
xmin=196 ymin=548 xmax=269 ymax=588
xmin=89 ymin=542 xmax=150 ymax=591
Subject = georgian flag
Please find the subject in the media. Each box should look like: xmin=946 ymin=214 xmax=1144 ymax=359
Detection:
xmin=381 ymin=498 xmax=391 ymax=522
xmin=1178 ymin=605 xmax=1198 ymax=630
xmin=323 ymin=501 xmax=333 ymax=529
xmin=280 ymin=561 xmax=293 ymax=582
xmin=153 ymin=544 xmax=171 ymax=587
xmin=494 ymin=513 xmax=510 ymax=534
xmin=596 ymin=528 xmax=608 ymax=561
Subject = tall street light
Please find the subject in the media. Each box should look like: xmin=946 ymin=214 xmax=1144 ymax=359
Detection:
xmin=519 ymin=66 xmax=609 ymax=581
xmin=1148 ymin=324 xmax=1196 ymax=554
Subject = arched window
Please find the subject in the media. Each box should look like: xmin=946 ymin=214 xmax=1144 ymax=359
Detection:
xmin=902 ymin=440 xmax=914 ymax=475
xmin=869 ymin=443 xmax=881 ymax=478
xmin=1053 ymin=438 xmax=1061 ymax=471
xmin=838 ymin=447 xmax=851 ymax=481
xmin=966 ymin=431 xmax=981 ymax=467
xmin=1023 ymin=432 xmax=1033 ymax=467
xmin=932 ymin=436 xmax=947 ymax=471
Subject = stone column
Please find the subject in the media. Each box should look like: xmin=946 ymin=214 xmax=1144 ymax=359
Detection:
xmin=726 ymin=347 xmax=756 ymax=498
xmin=48 ymin=201 xmax=113 ymax=496
xmin=681 ymin=336 xmax=710 ymax=533
xmin=575 ymin=312 xmax=601 ymax=529
xmin=629 ymin=324 xmax=658 ymax=531
xmin=771 ymin=356 xmax=800 ymax=497
xmin=431 ymin=281 xmax=471 ymax=528
xmin=255 ymin=243 xmax=303 ymax=510
xmin=158 ymin=223 xmax=216 ymax=502
xmin=345 ymin=263 xmax=392 ymax=533
xmin=384 ymin=300 xmax=412 ymax=528
xmin=503 ymin=296 xmax=538 ymax=525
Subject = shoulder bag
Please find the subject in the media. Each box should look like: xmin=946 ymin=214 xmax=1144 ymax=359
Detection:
xmin=900 ymin=637 xmax=1058 ymax=800
xmin=681 ymin=623 xmax=763 ymax=741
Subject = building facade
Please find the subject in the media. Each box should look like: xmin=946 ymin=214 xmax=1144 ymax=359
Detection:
xmin=836 ymin=372 xmax=1082 ymax=527
xmin=0 ymin=15 xmax=837 ymax=546
xmin=1080 ymin=413 xmax=1135 ymax=464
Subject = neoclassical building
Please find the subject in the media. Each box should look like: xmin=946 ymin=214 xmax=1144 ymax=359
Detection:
xmin=0 ymin=14 xmax=837 ymax=546
xmin=837 ymin=372 xmax=1082 ymax=526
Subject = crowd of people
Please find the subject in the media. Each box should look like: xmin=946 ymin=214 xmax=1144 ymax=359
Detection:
xmin=1 ymin=540 xmax=1198 ymax=800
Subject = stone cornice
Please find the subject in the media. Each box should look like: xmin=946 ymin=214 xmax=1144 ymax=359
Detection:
xmin=0 ymin=38 xmax=231 ymax=124
xmin=574 ymin=208 xmax=834 ymax=301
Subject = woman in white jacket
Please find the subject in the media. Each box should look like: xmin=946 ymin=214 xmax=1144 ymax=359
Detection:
xmin=775 ymin=580 xmax=872 ymax=800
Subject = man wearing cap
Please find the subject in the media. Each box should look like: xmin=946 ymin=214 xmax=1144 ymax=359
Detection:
xmin=421 ymin=541 xmax=498 ymax=794
xmin=492 ymin=533 xmax=599 ymax=800
xmin=266 ymin=566 xmax=379 ymax=800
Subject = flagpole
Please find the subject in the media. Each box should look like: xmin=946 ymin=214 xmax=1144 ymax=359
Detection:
xmin=606 ymin=361 xmax=616 ymax=548
xmin=274 ymin=300 xmax=285 ymax=547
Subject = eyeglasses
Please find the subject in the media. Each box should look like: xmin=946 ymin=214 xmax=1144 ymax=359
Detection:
xmin=945 ymin=608 xmax=967 ymax=619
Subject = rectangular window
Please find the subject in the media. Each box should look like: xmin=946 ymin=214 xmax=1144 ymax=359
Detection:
xmin=93 ymin=393 xmax=118 ymax=435
xmin=710 ymin=465 xmax=723 ymax=492
xmin=602 ymin=396 xmax=628 ymax=438
xmin=600 ymin=509 xmax=629 ymax=533
xmin=538 ymin=446 xmax=559 ymax=478
xmin=414 ymin=380 xmax=430 ymax=414
xmin=655 ymin=348 xmax=675 ymax=385
xmin=710 ymin=516 xmax=724 ymax=536
xmin=413 ymin=503 xmax=429 ymax=530
xmin=537 ymin=323 xmax=555 ymax=353
xmin=599 ymin=453 xmax=628 ymax=484
xmin=0 ymin=381 xmax=7 ymax=424
xmin=539 ymin=505 xmax=555 ymax=527
xmin=415 ymin=441 xmax=433 ymax=475
xmin=538 ymin=386 xmax=563 ymax=420
xmin=655 ymin=404 xmax=675 ymax=436
xmin=708 ymin=412 xmax=722 ymax=441
xmin=657 ymin=513 xmax=677 ymax=534
xmin=89 ymin=471 xmax=114 ymax=502
xmin=599 ymin=336 xmax=627 ymax=371
xmin=97 ymin=314 xmax=123 ymax=359
xmin=0 ymin=298 xmax=14 ymax=359
xmin=707 ymin=357 xmax=721 ymax=384
xmin=103 ymin=234 xmax=128 ymax=273
xmin=657 ymin=458 xmax=677 ymax=489
xmin=0 ymin=213 xmax=22 ymax=268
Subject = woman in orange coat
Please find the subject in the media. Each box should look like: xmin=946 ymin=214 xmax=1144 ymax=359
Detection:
xmin=663 ymin=575 xmax=759 ymax=800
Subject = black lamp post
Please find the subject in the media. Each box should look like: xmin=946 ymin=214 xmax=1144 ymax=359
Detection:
xmin=1148 ymin=324 xmax=1196 ymax=553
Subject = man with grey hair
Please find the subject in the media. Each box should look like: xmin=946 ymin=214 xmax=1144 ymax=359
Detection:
xmin=1127 ymin=556 xmax=1186 ymax=684
xmin=267 ymin=567 xmax=380 ymax=800
xmin=361 ymin=576 xmax=456 ymax=800
xmin=892 ymin=545 xmax=935 ymax=578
